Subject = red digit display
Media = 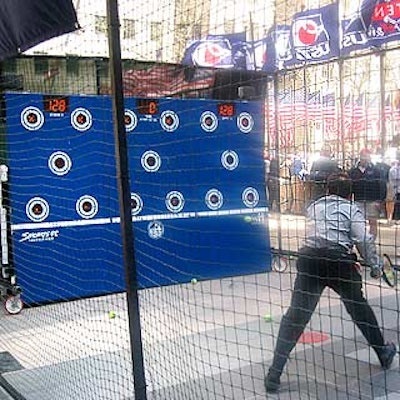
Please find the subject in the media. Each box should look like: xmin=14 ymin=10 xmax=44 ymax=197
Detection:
xmin=43 ymin=96 xmax=69 ymax=113
xmin=217 ymin=103 xmax=235 ymax=117
xmin=137 ymin=99 xmax=159 ymax=115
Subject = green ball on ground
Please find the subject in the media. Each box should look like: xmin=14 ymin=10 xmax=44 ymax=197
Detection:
xmin=244 ymin=216 xmax=252 ymax=222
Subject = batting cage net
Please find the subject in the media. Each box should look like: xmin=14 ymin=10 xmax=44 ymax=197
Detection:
xmin=0 ymin=0 xmax=399 ymax=399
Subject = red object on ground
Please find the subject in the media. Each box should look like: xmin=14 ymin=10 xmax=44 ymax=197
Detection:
xmin=298 ymin=331 xmax=329 ymax=344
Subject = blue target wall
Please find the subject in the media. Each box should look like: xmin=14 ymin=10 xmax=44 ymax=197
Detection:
xmin=5 ymin=93 xmax=271 ymax=304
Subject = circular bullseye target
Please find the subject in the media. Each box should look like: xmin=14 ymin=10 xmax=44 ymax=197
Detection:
xmin=160 ymin=110 xmax=179 ymax=132
xmin=141 ymin=150 xmax=161 ymax=172
xmin=71 ymin=108 xmax=93 ymax=132
xmin=237 ymin=112 xmax=254 ymax=134
xmin=76 ymin=195 xmax=98 ymax=219
xmin=130 ymin=193 xmax=143 ymax=216
xmin=148 ymin=220 xmax=164 ymax=240
xmin=26 ymin=197 xmax=49 ymax=222
xmin=242 ymin=187 xmax=260 ymax=208
xmin=205 ymin=189 xmax=223 ymax=211
xmin=125 ymin=109 xmax=138 ymax=132
xmin=165 ymin=191 xmax=185 ymax=213
xmin=21 ymin=107 xmax=44 ymax=131
xmin=48 ymin=151 xmax=72 ymax=176
xmin=221 ymin=150 xmax=239 ymax=171
xmin=200 ymin=111 xmax=218 ymax=132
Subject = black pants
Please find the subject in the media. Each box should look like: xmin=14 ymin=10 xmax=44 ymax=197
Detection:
xmin=270 ymin=247 xmax=385 ymax=374
xmin=394 ymin=193 xmax=400 ymax=220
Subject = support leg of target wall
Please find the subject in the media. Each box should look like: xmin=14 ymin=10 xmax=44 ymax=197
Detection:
xmin=272 ymin=76 xmax=284 ymax=266
xmin=107 ymin=1 xmax=147 ymax=399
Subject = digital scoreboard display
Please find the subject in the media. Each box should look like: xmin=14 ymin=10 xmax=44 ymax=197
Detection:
xmin=217 ymin=103 xmax=235 ymax=117
xmin=43 ymin=95 xmax=69 ymax=113
xmin=137 ymin=99 xmax=159 ymax=115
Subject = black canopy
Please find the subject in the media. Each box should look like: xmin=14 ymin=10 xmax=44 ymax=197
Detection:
xmin=0 ymin=0 xmax=78 ymax=61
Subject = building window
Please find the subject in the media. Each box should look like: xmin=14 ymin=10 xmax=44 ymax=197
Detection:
xmin=193 ymin=24 xmax=202 ymax=40
xmin=95 ymin=15 xmax=108 ymax=35
xmin=97 ymin=60 xmax=109 ymax=78
xmin=34 ymin=58 xmax=49 ymax=75
xmin=3 ymin=58 xmax=17 ymax=73
xmin=123 ymin=19 xmax=135 ymax=39
xmin=150 ymin=22 xmax=162 ymax=42
xmin=66 ymin=57 xmax=79 ymax=76
xmin=177 ymin=23 xmax=190 ymax=35
xmin=123 ymin=60 xmax=135 ymax=70
xmin=224 ymin=19 xmax=235 ymax=34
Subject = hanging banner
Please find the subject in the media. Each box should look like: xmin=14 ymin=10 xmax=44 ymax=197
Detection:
xmin=182 ymin=38 xmax=235 ymax=69
xmin=245 ymin=37 xmax=268 ymax=71
xmin=341 ymin=0 xmax=375 ymax=55
xmin=367 ymin=0 xmax=400 ymax=45
xmin=206 ymin=33 xmax=248 ymax=69
xmin=262 ymin=25 xmax=292 ymax=73
xmin=181 ymin=1 xmax=400 ymax=72
xmin=290 ymin=3 xmax=340 ymax=65
xmin=182 ymin=33 xmax=246 ymax=69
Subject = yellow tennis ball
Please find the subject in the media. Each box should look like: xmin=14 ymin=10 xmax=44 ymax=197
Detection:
xmin=263 ymin=314 xmax=273 ymax=322
xmin=108 ymin=311 xmax=116 ymax=319
xmin=244 ymin=216 xmax=252 ymax=222
xmin=191 ymin=278 xmax=198 ymax=285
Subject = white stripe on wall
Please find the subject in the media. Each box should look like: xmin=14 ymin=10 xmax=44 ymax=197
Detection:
xmin=11 ymin=207 xmax=269 ymax=231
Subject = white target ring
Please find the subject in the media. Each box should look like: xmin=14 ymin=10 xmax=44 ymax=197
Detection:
xmin=165 ymin=191 xmax=185 ymax=213
xmin=242 ymin=187 xmax=260 ymax=208
xmin=141 ymin=150 xmax=161 ymax=172
xmin=160 ymin=110 xmax=179 ymax=132
xmin=48 ymin=151 xmax=72 ymax=176
xmin=130 ymin=193 xmax=143 ymax=216
xmin=148 ymin=220 xmax=164 ymax=240
xmin=26 ymin=197 xmax=49 ymax=222
xmin=125 ymin=109 xmax=138 ymax=132
xmin=200 ymin=111 xmax=218 ymax=132
xmin=237 ymin=112 xmax=254 ymax=134
xmin=76 ymin=195 xmax=98 ymax=219
xmin=71 ymin=108 xmax=93 ymax=132
xmin=21 ymin=107 xmax=44 ymax=131
xmin=205 ymin=189 xmax=224 ymax=210
xmin=221 ymin=150 xmax=239 ymax=171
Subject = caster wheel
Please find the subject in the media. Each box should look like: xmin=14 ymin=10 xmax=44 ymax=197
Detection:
xmin=272 ymin=256 xmax=289 ymax=273
xmin=4 ymin=295 xmax=23 ymax=315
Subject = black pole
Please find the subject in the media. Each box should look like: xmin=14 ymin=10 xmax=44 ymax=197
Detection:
xmin=379 ymin=51 xmax=387 ymax=152
xmin=266 ymin=78 xmax=270 ymax=151
xmin=338 ymin=58 xmax=346 ymax=168
xmin=106 ymin=1 xmax=147 ymax=399
xmin=273 ymin=75 xmax=281 ymax=214
xmin=273 ymin=74 xmax=284 ymax=261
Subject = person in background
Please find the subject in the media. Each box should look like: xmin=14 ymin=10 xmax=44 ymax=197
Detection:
xmin=349 ymin=149 xmax=387 ymax=237
xmin=382 ymin=156 xmax=396 ymax=225
xmin=308 ymin=145 xmax=340 ymax=202
xmin=374 ymin=149 xmax=391 ymax=223
xmin=386 ymin=165 xmax=396 ymax=225
xmin=279 ymin=156 xmax=293 ymax=213
xmin=388 ymin=151 xmax=400 ymax=223
xmin=291 ymin=150 xmax=308 ymax=214
xmin=267 ymin=156 xmax=280 ymax=213
xmin=265 ymin=172 xmax=396 ymax=393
